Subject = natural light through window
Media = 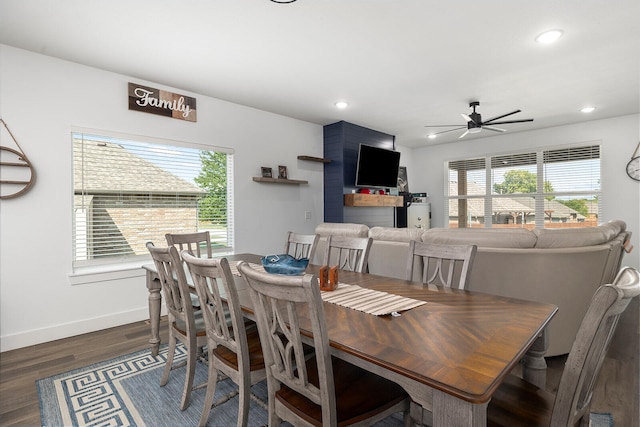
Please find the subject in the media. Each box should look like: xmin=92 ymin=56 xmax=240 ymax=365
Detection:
xmin=446 ymin=144 xmax=600 ymax=229
xmin=72 ymin=131 xmax=234 ymax=269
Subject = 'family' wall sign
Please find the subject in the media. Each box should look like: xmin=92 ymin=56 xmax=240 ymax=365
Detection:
xmin=128 ymin=83 xmax=197 ymax=122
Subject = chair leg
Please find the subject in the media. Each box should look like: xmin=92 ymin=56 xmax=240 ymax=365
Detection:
xmin=161 ymin=333 xmax=177 ymax=387
xmin=267 ymin=380 xmax=282 ymax=427
xmin=236 ymin=374 xmax=251 ymax=427
xmin=199 ymin=352 xmax=219 ymax=427
xmin=180 ymin=339 xmax=198 ymax=411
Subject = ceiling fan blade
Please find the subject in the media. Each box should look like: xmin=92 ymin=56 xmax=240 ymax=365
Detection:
xmin=461 ymin=113 xmax=475 ymax=124
xmin=483 ymin=110 xmax=521 ymax=123
xmin=458 ymin=130 xmax=469 ymax=139
xmin=428 ymin=126 xmax=467 ymax=136
xmin=424 ymin=124 xmax=466 ymax=127
xmin=486 ymin=118 xmax=534 ymax=125
xmin=483 ymin=126 xmax=506 ymax=133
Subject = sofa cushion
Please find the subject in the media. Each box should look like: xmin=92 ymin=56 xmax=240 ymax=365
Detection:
xmin=369 ymin=226 xmax=424 ymax=242
xmin=533 ymin=220 xmax=626 ymax=248
xmin=422 ymin=228 xmax=537 ymax=248
xmin=315 ymin=222 xmax=369 ymax=238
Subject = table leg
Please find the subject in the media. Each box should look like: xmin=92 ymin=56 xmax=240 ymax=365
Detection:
xmin=521 ymin=328 xmax=548 ymax=389
xmin=432 ymin=389 xmax=487 ymax=427
xmin=145 ymin=270 xmax=162 ymax=357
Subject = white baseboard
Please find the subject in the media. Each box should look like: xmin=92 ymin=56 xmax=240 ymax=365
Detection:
xmin=0 ymin=307 xmax=156 ymax=352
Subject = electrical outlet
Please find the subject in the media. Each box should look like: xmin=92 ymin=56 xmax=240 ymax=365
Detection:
xmin=305 ymin=211 xmax=312 ymax=220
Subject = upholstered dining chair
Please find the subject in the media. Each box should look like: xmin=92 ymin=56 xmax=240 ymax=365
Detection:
xmin=322 ymin=235 xmax=373 ymax=273
xmin=284 ymin=231 xmax=319 ymax=261
xmin=237 ymin=261 xmax=410 ymax=427
xmin=146 ymin=242 xmax=207 ymax=411
xmin=405 ymin=240 xmax=477 ymax=289
xmin=487 ymin=266 xmax=640 ymax=427
xmin=166 ymin=231 xmax=213 ymax=259
xmin=182 ymin=253 xmax=266 ymax=427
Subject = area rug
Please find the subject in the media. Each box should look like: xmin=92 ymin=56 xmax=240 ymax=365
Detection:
xmin=37 ymin=346 xmax=615 ymax=426
xmin=37 ymin=345 xmax=403 ymax=426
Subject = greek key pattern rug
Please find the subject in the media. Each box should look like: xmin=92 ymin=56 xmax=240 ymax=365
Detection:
xmin=37 ymin=345 xmax=272 ymax=427
xmin=37 ymin=344 xmax=614 ymax=426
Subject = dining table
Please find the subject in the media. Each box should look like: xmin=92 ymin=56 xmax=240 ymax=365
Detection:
xmin=142 ymin=253 xmax=557 ymax=427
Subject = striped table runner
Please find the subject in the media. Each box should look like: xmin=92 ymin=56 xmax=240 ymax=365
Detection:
xmin=228 ymin=261 xmax=266 ymax=276
xmin=229 ymin=263 xmax=425 ymax=315
xmin=321 ymin=283 xmax=426 ymax=316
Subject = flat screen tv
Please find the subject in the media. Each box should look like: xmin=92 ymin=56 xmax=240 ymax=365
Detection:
xmin=355 ymin=144 xmax=401 ymax=189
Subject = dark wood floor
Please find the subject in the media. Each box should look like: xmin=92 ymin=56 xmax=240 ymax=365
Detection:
xmin=1 ymin=299 xmax=637 ymax=426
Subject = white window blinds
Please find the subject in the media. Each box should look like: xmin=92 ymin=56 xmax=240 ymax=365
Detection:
xmin=72 ymin=131 xmax=234 ymax=268
xmin=446 ymin=144 xmax=600 ymax=229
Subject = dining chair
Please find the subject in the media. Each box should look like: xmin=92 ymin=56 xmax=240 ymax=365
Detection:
xmin=166 ymin=231 xmax=213 ymax=259
xmin=322 ymin=235 xmax=373 ymax=273
xmin=182 ymin=253 xmax=266 ymax=427
xmin=284 ymin=231 xmax=319 ymax=260
xmin=487 ymin=266 xmax=640 ymax=427
xmin=146 ymin=242 xmax=207 ymax=411
xmin=237 ymin=261 xmax=410 ymax=427
xmin=166 ymin=231 xmax=212 ymax=307
xmin=405 ymin=240 xmax=477 ymax=289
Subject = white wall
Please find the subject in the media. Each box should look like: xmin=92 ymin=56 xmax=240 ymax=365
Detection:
xmin=2 ymin=44 xmax=638 ymax=351
xmin=0 ymin=45 xmax=325 ymax=351
xmin=403 ymin=114 xmax=640 ymax=270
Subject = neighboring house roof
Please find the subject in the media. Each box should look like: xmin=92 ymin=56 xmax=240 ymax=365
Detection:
xmin=448 ymin=181 xmax=584 ymax=219
xmin=73 ymin=139 xmax=205 ymax=194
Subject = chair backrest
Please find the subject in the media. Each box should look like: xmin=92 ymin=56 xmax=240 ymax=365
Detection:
xmin=166 ymin=231 xmax=212 ymax=259
xmin=406 ymin=240 xmax=477 ymax=289
xmin=237 ymin=262 xmax=337 ymax=425
xmin=551 ymin=266 xmax=640 ymax=427
xmin=322 ymin=235 xmax=373 ymax=273
xmin=182 ymin=253 xmax=250 ymax=370
xmin=284 ymin=231 xmax=320 ymax=261
xmin=146 ymin=242 xmax=196 ymax=329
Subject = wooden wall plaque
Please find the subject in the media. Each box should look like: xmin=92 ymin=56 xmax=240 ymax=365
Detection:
xmin=128 ymin=82 xmax=197 ymax=122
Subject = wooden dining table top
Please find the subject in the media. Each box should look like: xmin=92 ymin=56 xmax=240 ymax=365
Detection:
xmin=222 ymin=253 xmax=558 ymax=405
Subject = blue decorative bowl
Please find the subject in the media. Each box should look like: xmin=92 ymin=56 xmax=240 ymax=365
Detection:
xmin=261 ymin=254 xmax=309 ymax=275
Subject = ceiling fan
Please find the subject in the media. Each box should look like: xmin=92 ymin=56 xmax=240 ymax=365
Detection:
xmin=425 ymin=101 xmax=534 ymax=139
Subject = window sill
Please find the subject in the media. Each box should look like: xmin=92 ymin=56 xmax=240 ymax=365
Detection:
xmin=69 ymin=262 xmax=147 ymax=286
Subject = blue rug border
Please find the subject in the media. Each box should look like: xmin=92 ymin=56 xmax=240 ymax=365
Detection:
xmin=36 ymin=346 xmax=174 ymax=427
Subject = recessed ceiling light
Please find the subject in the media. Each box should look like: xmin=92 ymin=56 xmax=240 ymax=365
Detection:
xmin=535 ymin=29 xmax=564 ymax=44
xmin=427 ymin=134 xmax=437 ymax=139
xmin=580 ymin=106 xmax=596 ymax=113
xmin=335 ymin=101 xmax=349 ymax=109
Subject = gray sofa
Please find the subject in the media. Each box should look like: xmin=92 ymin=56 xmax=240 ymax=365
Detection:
xmin=312 ymin=220 xmax=631 ymax=356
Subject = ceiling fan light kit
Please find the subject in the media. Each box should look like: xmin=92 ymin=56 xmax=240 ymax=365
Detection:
xmin=425 ymin=101 xmax=534 ymax=139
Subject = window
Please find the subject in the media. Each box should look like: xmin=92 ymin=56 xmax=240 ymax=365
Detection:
xmin=446 ymin=144 xmax=600 ymax=229
xmin=73 ymin=130 xmax=234 ymax=268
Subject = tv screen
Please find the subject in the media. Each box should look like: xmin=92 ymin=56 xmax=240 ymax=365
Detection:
xmin=355 ymin=144 xmax=401 ymax=189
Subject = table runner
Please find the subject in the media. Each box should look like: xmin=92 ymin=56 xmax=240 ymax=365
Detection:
xmin=229 ymin=261 xmax=266 ymax=276
xmin=321 ymin=283 xmax=426 ymax=316
xmin=229 ymin=262 xmax=425 ymax=315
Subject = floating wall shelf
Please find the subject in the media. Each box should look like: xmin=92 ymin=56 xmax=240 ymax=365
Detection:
xmin=297 ymin=155 xmax=331 ymax=163
xmin=344 ymin=193 xmax=403 ymax=207
xmin=252 ymin=177 xmax=308 ymax=185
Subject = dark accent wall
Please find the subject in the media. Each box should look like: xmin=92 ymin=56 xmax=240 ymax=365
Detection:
xmin=323 ymin=121 xmax=396 ymax=224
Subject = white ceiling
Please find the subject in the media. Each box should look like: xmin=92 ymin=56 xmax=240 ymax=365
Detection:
xmin=1 ymin=0 xmax=639 ymax=148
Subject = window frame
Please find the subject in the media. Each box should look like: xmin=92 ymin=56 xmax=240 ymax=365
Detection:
xmin=445 ymin=142 xmax=601 ymax=229
xmin=71 ymin=127 xmax=234 ymax=272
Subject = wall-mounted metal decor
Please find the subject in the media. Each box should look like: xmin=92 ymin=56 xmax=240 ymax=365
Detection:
xmin=0 ymin=119 xmax=36 ymax=200
xmin=128 ymin=82 xmax=197 ymax=122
